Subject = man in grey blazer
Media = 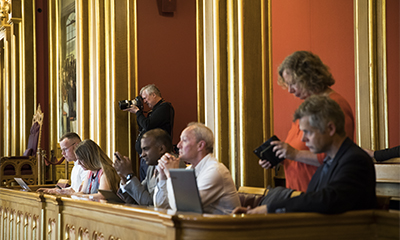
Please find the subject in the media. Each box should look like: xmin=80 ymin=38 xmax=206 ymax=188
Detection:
xmin=234 ymin=95 xmax=376 ymax=214
xmin=113 ymin=128 xmax=173 ymax=206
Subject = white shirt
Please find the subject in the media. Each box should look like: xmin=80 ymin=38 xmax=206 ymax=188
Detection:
xmin=70 ymin=161 xmax=88 ymax=192
xmin=157 ymin=154 xmax=241 ymax=214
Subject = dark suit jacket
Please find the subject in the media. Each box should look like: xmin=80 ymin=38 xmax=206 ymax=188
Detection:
xmin=135 ymin=99 xmax=175 ymax=154
xmin=118 ymin=165 xmax=156 ymax=205
xmin=268 ymin=138 xmax=377 ymax=214
xmin=374 ymin=145 xmax=400 ymax=162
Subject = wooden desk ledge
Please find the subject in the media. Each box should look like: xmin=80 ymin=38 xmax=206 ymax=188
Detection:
xmin=173 ymin=210 xmax=399 ymax=228
xmin=1 ymin=188 xmax=399 ymax=240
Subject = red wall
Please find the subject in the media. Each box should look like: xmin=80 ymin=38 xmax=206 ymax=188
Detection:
xmin=36 ymin=0 xmax=50 ymax=154
xmin=387 ymin=0 xmax=400 ymax=147
xmin=137 ymin=0 xmax=197 ymax=144
xmin=271 ymin=0 xmax=355 ymax=141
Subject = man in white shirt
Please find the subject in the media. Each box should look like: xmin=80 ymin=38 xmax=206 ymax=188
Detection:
xmin=157 ymin=122 xmax=241 ymax=214
xmin=38 ymin=132 xmax=87 ymax=194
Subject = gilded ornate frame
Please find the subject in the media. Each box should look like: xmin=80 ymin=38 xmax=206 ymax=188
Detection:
xmin=48 ymin=0 xmax=138 ymax=163
xmin=354 ymin=0 xmax=389 ymax=150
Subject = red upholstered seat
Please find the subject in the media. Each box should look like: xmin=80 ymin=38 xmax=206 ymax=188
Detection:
xmin=4 ymin=165 xmax=16 ymax=175
xmin=21 ymin=164 xmax=33 ymax=175
xmin=238 ymin=186 xmax=267 ymax=208
xmin=25 ymin=122 xmax=40 ymax=156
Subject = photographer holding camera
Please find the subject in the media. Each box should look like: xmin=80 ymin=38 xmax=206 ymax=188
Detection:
xmin=121 ymin=84 xmax=175 ymax=181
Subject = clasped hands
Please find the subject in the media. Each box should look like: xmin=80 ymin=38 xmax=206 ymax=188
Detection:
xmin=157 ymin=153 xmax=181 ymax=180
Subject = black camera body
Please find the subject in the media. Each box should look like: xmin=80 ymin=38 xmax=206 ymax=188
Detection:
xmin=118 ymin=96 xmax=144 ymax=111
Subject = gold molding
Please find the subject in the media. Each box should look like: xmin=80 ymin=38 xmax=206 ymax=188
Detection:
xmin=368 ymin=0 xmax=378 ymax=147
xmin=196 ymin=0 xmax=204 ymax=123
xmin=198 ymin=0 xmax=272 ymax=187
xmin=264 ymin=0 xmax=274 ymax=188
xmin=48 ymin=0 xmax=138 ymax=164
xmin=354 ymin=0 xmax=388 ymax=150
xmin=376 ymin=0 xmax=388 ymax=148
xmin=0 ymin=0 xmax=35 ymax=156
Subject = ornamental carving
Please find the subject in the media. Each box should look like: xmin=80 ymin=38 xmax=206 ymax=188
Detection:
xmin=0 ymin=0 xmax=10 ymax=22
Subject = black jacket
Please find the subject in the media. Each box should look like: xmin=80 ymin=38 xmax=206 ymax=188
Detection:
xmin=374 ymin=146 xmax=400 ymax=162
xmin=135 ymin=99 xmax=174 ymax=154
xmin=268 ymin=138 xmax=377 ymax=214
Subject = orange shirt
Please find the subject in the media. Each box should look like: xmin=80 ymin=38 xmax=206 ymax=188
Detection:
xmin=283 ymin=91 xmax=354 ymax=192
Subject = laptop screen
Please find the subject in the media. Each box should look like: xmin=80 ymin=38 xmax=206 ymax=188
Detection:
xmin=169 ymin=169 xmax=203 ymax=214
xmin=98 ymin=189 xmax=126 ymax=204
xmin=14 ymin=178 xmax=32 ymax=192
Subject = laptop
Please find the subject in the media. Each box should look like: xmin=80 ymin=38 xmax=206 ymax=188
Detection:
xmin=14 ymin=178 xmax=32 ymax=192
xmin=169 ymin=169 xmax=203 ymax=214
xmin=98 ymin=189 xmax=126 ymax=204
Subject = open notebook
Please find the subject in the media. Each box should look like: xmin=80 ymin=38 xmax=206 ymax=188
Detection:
xmin=169 ymin=169 xmax=203 ymax=214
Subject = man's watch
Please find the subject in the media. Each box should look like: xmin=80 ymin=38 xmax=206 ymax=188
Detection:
xmin=126 ymin=173 xmax=134 ymax=182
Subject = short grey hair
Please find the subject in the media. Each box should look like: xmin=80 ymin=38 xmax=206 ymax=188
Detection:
xmin=293 ymin=95 xmax=346 ymax=137
xmin=140 ymin=84 xmax=161 ymax=97
xmin=187 ymin=122 xmax=214 ymax=153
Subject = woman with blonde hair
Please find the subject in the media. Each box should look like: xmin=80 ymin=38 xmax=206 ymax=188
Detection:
xmin=72 ymin=139 xmax=120 ymax=200
xmin=259 ymin=51 xmax=355 ymax=192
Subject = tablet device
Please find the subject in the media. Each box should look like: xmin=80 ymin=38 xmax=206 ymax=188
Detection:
xmin=98 ymin=189 xmax=126 ymax=204
xmin=14 ymin=178 xmax=32 ymax=192
xmin=169 ymin=169 xmax=203 ymax=214
xmin=253 ymin=135 xmax=285 ymax=167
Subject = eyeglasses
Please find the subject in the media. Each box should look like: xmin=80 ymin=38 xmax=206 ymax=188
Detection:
xmin=61 ymin=142 xmax=76 ymax=153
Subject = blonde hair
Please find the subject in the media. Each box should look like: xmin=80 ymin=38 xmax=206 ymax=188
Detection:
xmin=75 ymin=140 xmax=120 ymax=192
xmin=278 ymin=51 xmax=335 ymax=94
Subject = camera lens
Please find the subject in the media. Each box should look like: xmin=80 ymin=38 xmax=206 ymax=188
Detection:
xmin=118 ymin=100 xmax=130 ymax=110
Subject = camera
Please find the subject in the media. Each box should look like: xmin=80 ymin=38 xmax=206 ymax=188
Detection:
xmin=118 ymin=96 xmax=144 ymax=111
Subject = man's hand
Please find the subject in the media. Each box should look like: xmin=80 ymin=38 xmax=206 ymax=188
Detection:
xmin=57 ymin=188 xmax=75 ymax=195
xmin=156 ymin=165 xmax=167 ymax=181
xmin=271 ymin=140 xmax=298 ymax=160
xmin=123 ymin=105 xmax=139 ymax=114
xmin=232 ymin=205 xmax=268 ymax=215
xmin=112 ymin=152 xmax=134 ymax=184
xmin=247 ymin=205 xmax=268 ymax=214
xmin=158 ymin=153 xmax=180 ymax=179
xmin=37 ymin=188 xmax=58 ymax=194
xmin=37 ymin=187 xmax=75 ymax=195
xmin=232 ymin=206 xmax=251 ymax=214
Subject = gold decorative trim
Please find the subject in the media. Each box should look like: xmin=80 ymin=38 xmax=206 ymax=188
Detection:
xmin=368 ymin=0 xmax=378 ymax=149
xmin=237 ymin=0 xmax=244 ymax=186
xmin=354 ymin=0 xmax=388 ymax=149
xmin=198 ymin=0 xmax=271 ymax=187
xmin=227 ymin=0 xmax=237 ymax=184
xmin=213 ymin=0 xmax=221 ymax=163
xmin=376 ymin=0 xmax=388 ymax=147
xmin=196 ymin=0 xmax=204 ymax=123
xmin=265 ymin=0 xmax=274 ymax=187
